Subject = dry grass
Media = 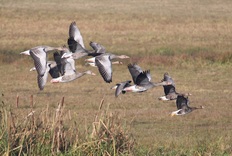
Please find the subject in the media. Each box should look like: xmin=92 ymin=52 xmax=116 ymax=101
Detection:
xmin=1 ymin=0 xmax=232 ymax=155
xmin=0 ymin=95 xmax=135 ymax=155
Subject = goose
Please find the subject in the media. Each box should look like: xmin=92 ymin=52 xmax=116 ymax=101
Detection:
xmin=30 ymin=61 xmax=60 ymax=90
xmin=20 ymin=45 xmax=62 ymax=56
xmin=171 ymin=93 xmax=204 ymax=116
xmin=53 ymin=51 xmax=63 ymax=74
xmin=28 ymin=46 xmax=63 ymax=76
xmin=66 ymin=22 xmax=97 ymax=59
xmin=112 ymin=63 xmax=171 ymax=97
xmin=50 ymin=53 xmax=95 ymax=83
xmin=112 ymin=80 xmax=132 ymax=97
xmin=68 ymin=21 xmax=85 ymax=49
xmin=29 ymin=60 xmax=59 ymax=76
xmin=85 ymin=42 xmax=130 ymax=83
xmin=26 ymin=46 xmax=63 ymax=90
xmin=95 ymin=53 xmax=130 ymax=83
xmin=158 ymin=73 xmax=178 ymax=101
xmin=86 ymin=60 xmax=123 ymax=67
xmin=29 ymin=51 xmax=62 ymax=75
xmin=85 ymin=42 xmax=124 ymax=67
xmin=37 ymin=62 xmax=60 ymax=90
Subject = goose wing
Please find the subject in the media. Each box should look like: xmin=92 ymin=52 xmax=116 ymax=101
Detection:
xmin=62 ymin=57 xmax=76 ymax=76
xmin=162 ymin=73 xmax=175 ymax=86
xmin=29 ymin=47 xmax=47 ymax=76
xmin=176 ymin=95 xmax=189 ymax=110
xmin=37 ymin=63 xmax=50 ymax=90
xmin=128 ymin=63 xmax=143 ymax=84
xmin=53 ymin=51 xmax=62 ymax=74
xmin=115 ymin=80 xmax=131 ymax=97
xmin=68 ymin=21 xmax=85 ymax=48
xmin=47 ymin=61 xmax=60 ymax=78
xmin=161 ymin=73 xmax=176 ymax=95
xmin=89 ymin=41 xmax=106 ymax=54
xmin=134 ymin=70 xmax=151 ymax=86
xmin=95 ymin=54 xmax=112 ymax=83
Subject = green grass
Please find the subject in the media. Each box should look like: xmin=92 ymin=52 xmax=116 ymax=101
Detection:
xmin=1 ymin=0 xmax=232 ymax=155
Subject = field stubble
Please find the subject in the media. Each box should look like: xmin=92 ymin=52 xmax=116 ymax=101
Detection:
xmin=1 ymin=0 xmax=232 ymax=155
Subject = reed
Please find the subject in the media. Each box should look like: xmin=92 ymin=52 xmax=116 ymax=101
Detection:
xmin=0 ymin=95 xmax=135 ymax=155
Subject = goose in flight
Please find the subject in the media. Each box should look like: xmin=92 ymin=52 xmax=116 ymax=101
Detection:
xmin=37 ymin=61 xmax=61 ymax=90
xmin=29 ymin=51 xmax=62 ymax=75
xmin=95 ymin=53 xmax=130 ymax=83
xmin=171 ymin=94 xmax=204 ymax=116
xmin=158 ymin=73 xmax=178 ymax=101
xmin=68 ymin=21 xmax=85 ymax=49
xmin=111 ymin=80 xmax=132 ymax=97
xmin=66 ymin=22 xmax=98 ymax=60
xmin=50 ymin=53 xmax=95 ymax=83
xmin=20 ymin=45 xmax=62 ymax=56
xmin=84 ymin=42 xmax=130 ymax=83
xmin=85 ymin=42 xmax=124 ymax=67
xmin=112 ymin=63 xmax=171 ymax=97
xmin=22 ymin=46 xmax=63 ymax=90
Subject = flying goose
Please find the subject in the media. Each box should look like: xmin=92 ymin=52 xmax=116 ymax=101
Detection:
xmin=85 ymin=42 xmax=130 ymax=83
xmin=23 ymin=46 xmax=63 ymax=90
xmin=86 ymin=60 xmax=123 ymax=67
xmin=171 ymin=93 xmax=204 ymax=116
xmin=112 ymin=80 xmax=132 ymax=97
xmin=95 ymin=53 xmax=130 ymax=83
xmin=20 ymin=45 xmax=62 ymax=56
xmin=158 ymin=73 xmax=179 ymax=101
xmin=37 ymin=62 xmax=61 ymax=90
xmin=112 ymin=63 xmax=171 ymax=97
xmin=66 ymin=22 xmax=98 ymax=59
xmin=68 ymin=21 xmax=85 ymax=49
xmin=85 ymin=42 xmax=123 ymax=67
xmin=50 ymin=53 xmax=95 ymax=83
xmin=30 ymin=61 xmax=60 ymax=90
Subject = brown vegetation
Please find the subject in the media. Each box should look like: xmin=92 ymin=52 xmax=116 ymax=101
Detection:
xmin=1 ymin=0 xmax=232 ymax=155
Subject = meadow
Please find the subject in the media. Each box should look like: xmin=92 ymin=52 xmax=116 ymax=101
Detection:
xmin=1 ymin=0 xmax=232 ymax=155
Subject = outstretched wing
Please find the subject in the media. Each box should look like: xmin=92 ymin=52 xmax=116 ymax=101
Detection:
xmin=127 ymin=63 xmax=143 ymax=84
xmin=29 ymin=47 xmax=47 ymax=76
xmin=162 ymin=73 xmax=176 ymax=95
xmin=89 ymin=41 xmax=106 ymax=54
xmin=61 ymin=56 xmax=76 ymax=76
xmin=176 ymin=95 xmax=189 ymax=110
xmin=53 ymin=51 xmax=62 ymax=73
xmin=68 ymin=21 xmax=85 ymax=48
xmin=135 ymin=70 xmax=151 ymax=85
xmin=95 ymin=54 xmax=112 ymax=83
xmin=115 ymin=80 xmax=131 ymax=97
xmin=37 ymin=63 xmax=50 ymax=90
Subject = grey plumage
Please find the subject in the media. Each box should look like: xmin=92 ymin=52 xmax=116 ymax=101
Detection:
xmin=112 ymin=63 xmax=171 ymax=96
xmin=171 ymin=94 xmax=204 ymax=116
xmin=115 ymin=80 xmax=132 ymax=97
xmin=50 ymin=53 xmax=95 ymax=83
xmin=159 ymin=73 xmax=178 ymax=101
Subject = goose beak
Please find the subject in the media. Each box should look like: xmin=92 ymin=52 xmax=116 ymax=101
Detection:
xmin=61 ymin=52 xmax=73 ymax=59
xmin=20 ymin=50 xmax=30 ymax=55
xmin=171 ymin=112 xmax=176 ymax=117
xmin=91 ymin=72 xmax=96 ymax=76
xmin=111 ymin=85 xmax=118 ymax=90
xmin=29 ymin=67 xmax=36 ymax=71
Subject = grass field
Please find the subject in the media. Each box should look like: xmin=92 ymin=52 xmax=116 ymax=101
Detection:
xmin=1 ymin=0 xmax=232 ymax=155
